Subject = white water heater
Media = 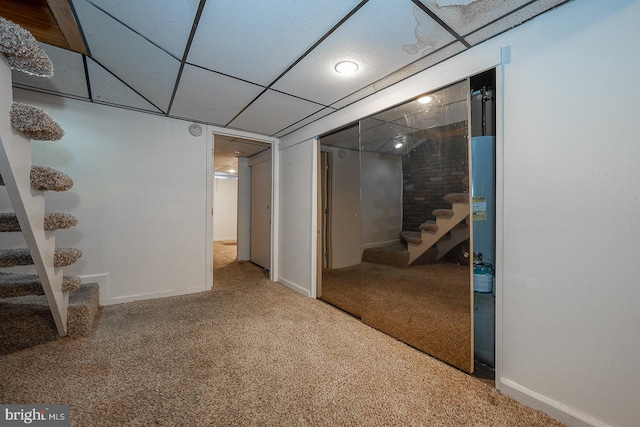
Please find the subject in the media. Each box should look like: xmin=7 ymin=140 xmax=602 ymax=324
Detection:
xmin=471 ymin=136 xmax=496 ymax=290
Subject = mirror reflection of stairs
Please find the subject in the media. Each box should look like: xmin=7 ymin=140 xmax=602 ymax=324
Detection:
xmin=362 ymin=192 xmax=470 ymax=268
xmin=404 ymin=193 xmax=470 ymax=265
xmin=0 ymin=17 xmax=100 ymax=341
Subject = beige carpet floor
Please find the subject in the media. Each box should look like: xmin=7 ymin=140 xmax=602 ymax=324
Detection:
xmin=0 ymin=242 xmax=564 ymax=426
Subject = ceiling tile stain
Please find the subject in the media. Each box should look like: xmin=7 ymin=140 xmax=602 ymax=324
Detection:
xmin=426 ymin=0 xmax=490 ymax=35
xmin=403 ymin=6 xmax=442 ymax=56
xmin=10 ymin=0 xmax=572 ymax=137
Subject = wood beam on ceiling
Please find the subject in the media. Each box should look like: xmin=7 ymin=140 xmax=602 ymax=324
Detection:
xmin=0 ymin=0 xmax=87 ymax=54
xmin=46 ymin=0 xmax=87 ymax=54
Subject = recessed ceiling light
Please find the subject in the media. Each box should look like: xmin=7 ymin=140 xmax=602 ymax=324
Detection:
xmin=229 ymin=169 xmax=235 ymax=173
xmin=417 ymin=95 xmax=433 ymax=104
xmin=335 ymin=61 xmax=358 ymax=75
xmin=394 ymin=142 xmax=404 ymax=149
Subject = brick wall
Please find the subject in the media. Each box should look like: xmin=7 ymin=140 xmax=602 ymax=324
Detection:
xmin=402 ymin=125 xmax=468 ymax=231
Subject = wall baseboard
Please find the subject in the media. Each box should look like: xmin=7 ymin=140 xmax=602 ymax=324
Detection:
xmin=99 ymin=284 xmax=208 ymax=306
xmin=79 ymin=273 xmax=109 ymax=305
xmin=360 ymin=239 xmax=400 ymax=251
xmin=278 ymin=277 xmax=310 ymax=297
xmin=499 ymin=378 xmax=610 ymax=427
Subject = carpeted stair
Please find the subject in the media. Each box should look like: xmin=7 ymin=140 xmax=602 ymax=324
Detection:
xmin=0 ymin=283 xmax=100 ymax=355
xmin=361 ymin=242 xmax=410 ymax=269
xmin=0 ymin=17 xmax=99 ymax=339
xmin=0 ymin=212 xmax=77 ymax=231
xmin=10 ymin=102 xmax=64 ymax=140
xmin=1 ymin=284 xmax=100 ymax=337
xmin=362 ymin=193 xmax=470 ymax=269
xmin=0 ymin=247 xmax=82 ymax=268
xmin=0 ymin=165 xmax=74 ymax=191
xmin=0 ymin=272 xmax=81 ymax=298
xmin=0 ymin=17 xmax=52 ymax=77
xmin=402 ymin=193 xmax=470 ymax=265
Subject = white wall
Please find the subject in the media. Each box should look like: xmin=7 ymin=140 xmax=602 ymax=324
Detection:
xmin=10 ymin=90 xmax=210 ymax=305
xmin=213 ymin=177 xmax=237 ymax=241
xmin=277 ymin=139 xmax=315 ymax=296
xmin=321 ymin=147 xmax=402 ymax=268
xmin=497 ymin=1 xmax=640 ymax=426
xmin=277 ymin=0 xmax=640 ymax=425
xmin=360 ymin=151 xmax=402 ymax=249
xmin=323 ymin=147 xmax=361 ymax=269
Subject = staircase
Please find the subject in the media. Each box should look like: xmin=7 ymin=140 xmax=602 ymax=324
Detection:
xmin=0 ymin=17 xmax=96 ymax=338
xmin=402 ymin=193 xmax=470 ymax=265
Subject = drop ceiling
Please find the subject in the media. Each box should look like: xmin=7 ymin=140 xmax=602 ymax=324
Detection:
xmin=213 ymin=135 xmax=270 ymax=176
xmin=321 ymin=77 xmax=468 ymax=155
xmin=7 ymin=0 xmax=572 ymax=139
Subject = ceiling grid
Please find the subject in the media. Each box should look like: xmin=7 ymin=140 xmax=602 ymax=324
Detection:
xmin=8 ymin=0 xmax=572 ymax=138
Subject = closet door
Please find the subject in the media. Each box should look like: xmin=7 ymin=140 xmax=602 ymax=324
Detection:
xmin=320 ymin=80 xmax=474 ymax=373
xmin=250 ymin=154 xmax=271 ymax=270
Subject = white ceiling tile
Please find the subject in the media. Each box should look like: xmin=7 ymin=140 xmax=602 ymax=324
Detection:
xmin=464 ymin=0 xmax=571 ymax=45
xmin=370 ymin=42 xmax=467 ymax=92
xmin=274 ymin=108 xmax=337 ymax=138
xmin=272 ymin=0 xmax=456 ymax=106
xmin=330 ymin=42 xmax=466 ymax=110
xmin=11 ymin=43 xmax=88 ymax=99
xmin=170 ymin=65 xmax=264 ymax=126
xmin=81 ymin=0 xmax=198 ymax=58
xmin=229 ymin=90 xmax=324 ymax=136
xmin=187 ymin=0 xmax=363 ymax=86
xmin=417 ymin=0 xmax=531 ymax=37
xmin=72 ymin=0 xmax=180 ymax=112
xmin=87 ymin=59 xmax=161 ymax=112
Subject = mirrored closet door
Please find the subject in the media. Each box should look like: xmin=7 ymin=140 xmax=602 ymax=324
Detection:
xmin=319 ymin=79 xmax=473 ymax=373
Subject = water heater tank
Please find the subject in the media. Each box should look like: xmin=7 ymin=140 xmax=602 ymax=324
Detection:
xmin=471 ymin=136 xmax=496 ymax=268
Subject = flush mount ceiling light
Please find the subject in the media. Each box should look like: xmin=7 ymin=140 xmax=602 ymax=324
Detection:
xmin=394 ymin=136 xmax=406 ymax=149
xmin=335 ymin=61 xmax=358 ymax=75
xmin=417 ymin=95 xmax=433 ymax=104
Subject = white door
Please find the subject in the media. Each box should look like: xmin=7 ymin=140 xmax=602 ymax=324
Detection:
xmin=250 ymin=155 xmax=271 ymax=269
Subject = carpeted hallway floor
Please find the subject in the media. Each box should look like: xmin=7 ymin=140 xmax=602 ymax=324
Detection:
xmin=0 ymin=242 xmax=564 ymax=426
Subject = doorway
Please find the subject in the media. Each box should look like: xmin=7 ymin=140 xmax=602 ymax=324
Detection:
xmin=212 ymin=134 xmax=272 ymax=286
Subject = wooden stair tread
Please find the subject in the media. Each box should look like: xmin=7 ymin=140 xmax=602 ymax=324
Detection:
xmin=0 ymin=273 xmax=81 ymax=298
xmin=10 ymin=103 xmax=64 ymax=141
xmin=0 ymin=247 xmax=82 ymax=268
xmin=0 ymin=17 xmax=53 ymax=77
xmin=0 ymin=212 xmax=78 ymax=232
